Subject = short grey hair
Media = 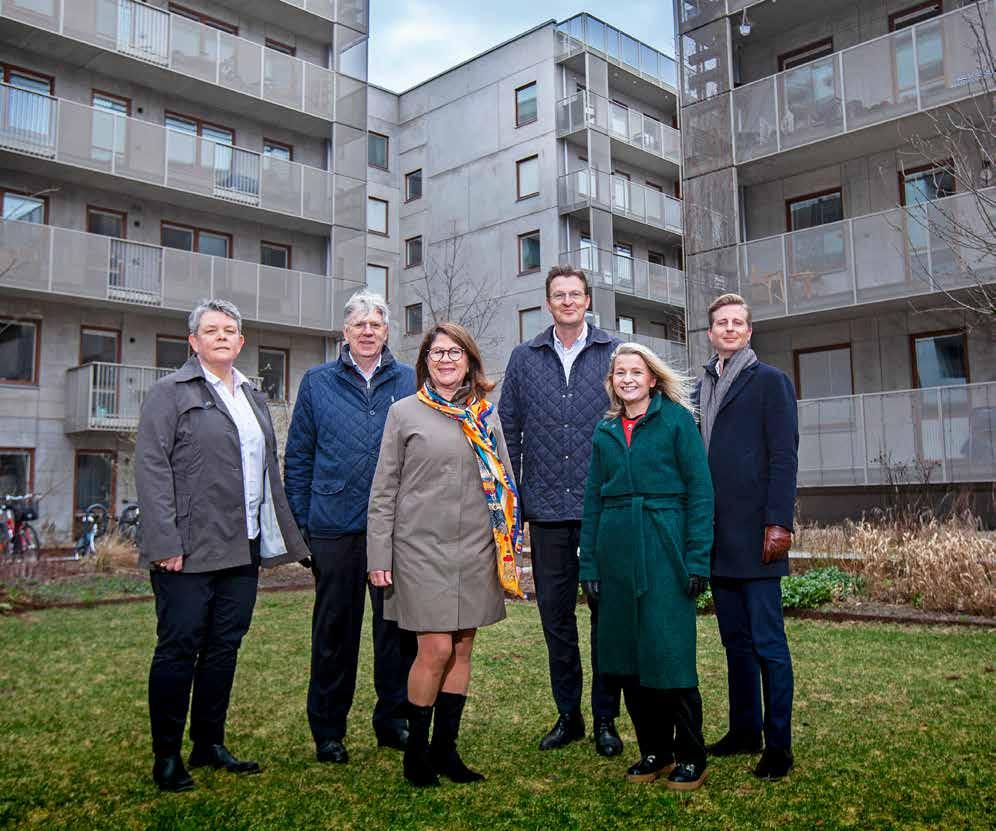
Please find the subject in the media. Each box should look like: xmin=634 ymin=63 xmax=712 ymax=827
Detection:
xmin=188 ymin=298 xmax=243 ymax=335
xmin=343 ymin=288 xmax=390 ymax=329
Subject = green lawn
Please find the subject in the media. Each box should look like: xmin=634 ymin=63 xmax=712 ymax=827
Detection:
xmin=0 ymin=594 xmax=992 ymax=831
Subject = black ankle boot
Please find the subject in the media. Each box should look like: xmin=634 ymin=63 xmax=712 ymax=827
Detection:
xmin=403 ymin=700 xmax=439 ymax=787
xmin=429 ymin=691 xmax=484 ymax=783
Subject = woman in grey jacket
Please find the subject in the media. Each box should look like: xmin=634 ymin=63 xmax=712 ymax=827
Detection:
xmin=367 ymin=322 xmax=523 ymax=787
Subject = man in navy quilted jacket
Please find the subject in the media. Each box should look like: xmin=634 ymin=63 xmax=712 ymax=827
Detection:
xmin=499 ymin=264 xmax=623 ymax=756
xmin=284 ymin=289 xmax=417 ymax=765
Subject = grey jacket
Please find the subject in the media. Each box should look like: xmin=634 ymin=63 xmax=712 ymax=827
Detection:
xmin=135 ymin=355 xmax=311 ymax=572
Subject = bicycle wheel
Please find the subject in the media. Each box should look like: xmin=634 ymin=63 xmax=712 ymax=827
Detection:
xmin=117 ymin=505 xmax=140 ymax=541
xmin=14 ymin=523 xmax=39 ymax=559
xmin=86 ymin=504 xmax=110 ymax=538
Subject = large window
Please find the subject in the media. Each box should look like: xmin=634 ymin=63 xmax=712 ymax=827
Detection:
xmin=161 ymin=222 xmax=231 ymax=258
xmin=405 ymin=236 xmax=423 ymax=268
xmin=259 ymin=347 xmax=288 ymax=402
xmin=1 ymin=190 xmax=46 ymax=223
xmin=901 ymin=163 xmax=955 ymax=206
xmin=912 ymin=331 xmax=968 ymax=388
xmin=368 ymin=132 xmax=389 ymax=170
xmin=0 ymin=320 xmax=39 ymax=384
xmin=0 ymin=449 xmax=32 ymax=496
xmin=263 ymin=139 xmax=293 ymax=161
xmin=91 ymin=90 xmax=130 ymax=115
xmin=80 ymin=327 xmax=120 ymax=365
xmin=164 ymin=112 xmax=235 ymax=145
xmin=74 ymin=451 xmax=115 ymax=515
xmin=518 ymin=307 xmax=543 ymax=343
xmin=405 ymin=169 xmax=422 ymax=202
xmin=515 ymin=82 xmax=538 ymax=127
xmin=616 ymin=315 xmax=635 ymax=336
xmin=367 ymin=197 xmax=388 ymax=235
xmin=156 ymin=335 xmax=191 ymax=369
xmin=786 ymin=189 xmax=846 ymax=278
xmin=261 ymin=241 xmax=291 ymax=269
xmin=787 ymin=189 xmax=843 ymax=231
xmin=518 ymin=230 xmax=541 ymax=274
xmin=405 ymin=303 xmax=423 ymax=335
xmin=794 ymin=345 xmax=852 ymax=400
xmin=778 ymin=38 xmax=834 ymax=72
xmin=87 ymin=206 xmax=126 ymax=239
xmin=366 ymin=264 xmax=388 ymax=299
xmin=516 ymin=155 xmax=539 ymax=199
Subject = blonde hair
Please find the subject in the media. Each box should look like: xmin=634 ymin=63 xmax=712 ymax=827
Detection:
xmin=604 ymin=342 xmax=695 ymax=420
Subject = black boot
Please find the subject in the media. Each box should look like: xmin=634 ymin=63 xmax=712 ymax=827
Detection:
xmin=403 ymin=700 xmax=439 ymax=787
xmin=152 ymin=754 xmax=194 ymax=792
xmin=429 ymin=691 xmax=484 ymax=783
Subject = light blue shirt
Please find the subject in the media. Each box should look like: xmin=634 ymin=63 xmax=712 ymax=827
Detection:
xmin=553 ymin=321 xmax=588 ymax=384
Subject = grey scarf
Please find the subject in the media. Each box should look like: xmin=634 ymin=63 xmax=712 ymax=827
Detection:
xmin=699 ymin=346 xmax=758 ymax=452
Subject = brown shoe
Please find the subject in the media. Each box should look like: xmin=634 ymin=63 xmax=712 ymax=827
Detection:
xmin=625 ymin=754 xmax=675 ymax=783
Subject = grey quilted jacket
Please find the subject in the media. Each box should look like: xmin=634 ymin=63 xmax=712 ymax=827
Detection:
xmin=498 ymin=325 xmax=620 ymax=522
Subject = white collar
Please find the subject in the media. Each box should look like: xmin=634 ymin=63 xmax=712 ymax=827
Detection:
xmin=199 ymin=360 xmax=247 ymax=390
xmin=553 ymin=321 xmax=588 ymax=351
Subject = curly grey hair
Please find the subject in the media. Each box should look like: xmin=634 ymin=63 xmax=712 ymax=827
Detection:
xmin=343 ymin=288 xmax=390 ymax=329
xmin=188 ymin=298 xmax=243 ymax=335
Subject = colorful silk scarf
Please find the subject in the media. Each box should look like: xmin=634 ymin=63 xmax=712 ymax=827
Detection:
xmin=417 ymin=382 xmax=525 ymax=598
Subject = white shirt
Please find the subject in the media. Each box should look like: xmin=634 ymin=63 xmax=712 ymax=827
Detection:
xmin=352 ymin=352 xmax=382 ymax=388
xmin=553 ymin=321 xmax=588 ymax=384
xmin=201 ymin=362 xmax=265 ymax=539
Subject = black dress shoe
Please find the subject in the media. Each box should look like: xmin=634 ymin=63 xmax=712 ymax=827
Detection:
xmin=316 ymin=738 xmax=349 ymax=764
xmin=376 ymin=726 xmax=410 ymax=751
xmin=665 ymin=762 xmax=708 ymax=791
xmin=188 ymin=743 xmax=261 ymax=775
xmin=593 ymin=716 xmax=623 ymax=757
xmin=538 ymin=711 xmax=585 ymax=751
xmin=753 ymin=747 xmax=794 ymax=780
xmin=705 ymin=731 xmax=763 ymax=757
xmin=152 ymin=754 xmax=195 ymax=792
xmin=625 ymin=754 xmax=675 ymax=783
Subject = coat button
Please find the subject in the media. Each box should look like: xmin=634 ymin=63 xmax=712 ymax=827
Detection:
xmin=564 ymin=455 xmax=569 ymax=460
xmin=369 ymin=409 xmax=375 ymax=416
xmin=563 ymin=424 xmax=568 ymax=429
xmin=565 ymin=488 xmax=571 ymax=493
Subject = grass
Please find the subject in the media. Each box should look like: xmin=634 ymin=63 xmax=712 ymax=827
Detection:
xmin=0 ymin=594 xmax=992 ymax=831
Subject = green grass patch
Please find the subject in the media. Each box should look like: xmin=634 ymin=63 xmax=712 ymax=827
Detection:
xmin=2 ymin=573 xmax=153 ymax=608
xmin=0 ymin=593 xmax=992 ymax=830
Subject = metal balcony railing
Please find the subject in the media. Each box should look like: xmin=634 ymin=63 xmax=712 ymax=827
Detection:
xmin=732 ymin=1 xmax=995 ymax=164
xmin=555 ymin=13 xmax=678 ymax=89
xmin=0 ymin=84 xmax=338 ymax=224
xmin=0 ymin=219 xmax=362 ymax=332
xmin=556 ymin=89 xmax=681 ymax=165
xmin=561 ymin=247 xmax=686 ymax=308
xmin=605 ymin=330 xmax=688 ymax=369
xmin=558 ymin=169 xmax=683 ymax=235
xmin=798 ymin=381 xmax=996 ymax=487
xmin=0 ymin=0 xmax=336 ymax=119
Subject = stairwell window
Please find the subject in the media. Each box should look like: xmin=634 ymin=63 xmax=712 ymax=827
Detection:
xmin=515 ymin=82 xmax=537 ymax=127
xmin=518 ymin=230 xmax=541 ymax=274
xmin=366 ymin=263 xmax=388 ymax=299
xmin=405 ymin=169 xmax=422 ymax=202
xmin=405 ymin=303 xmax=423 ymax=335
xmin=516 ymin=155 xmax=539 ymax=200
xmin=368 ymin=132 xmax=389 ymax=170
xmin=367 ymin=197 xmax=389 ymax=235
xmin=405 ymin=236 xmax=423 ymax=268
xmin=0 ymin=319 xmax=39 ymax=384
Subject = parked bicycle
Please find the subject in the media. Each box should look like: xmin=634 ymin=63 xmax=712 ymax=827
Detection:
xmin=73 ymin=503 xmax=110 ymax=559
xmin=1 ymin=493 xmax=40 ymax=559
xmin=116 ymin=500 xmax=141 ymax=543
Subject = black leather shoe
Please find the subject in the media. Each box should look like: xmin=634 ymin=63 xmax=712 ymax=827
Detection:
xmin=594 ymin=716 xmax=623 ymax=757
xmin=753 ymin=747 xmax=794 ymax=780
xmin=188 ymin=743 xmax=261 ymax=775
xmin=665 ymin=762 xmax=708 ymax=791
xmin=625 ymin=754 xmax=675 ymax=783
xmin=152 ymin=754 xmax=195 ymax=792
xmin=705 ymin=731 xmax=763 ymax=757
xmin=538 ymin=711 xmax=585 ymax=751
xmin=376 ymin=726 xmax=410 ymax=751
xmin=316 ymin=738 xmax=349 ymax=764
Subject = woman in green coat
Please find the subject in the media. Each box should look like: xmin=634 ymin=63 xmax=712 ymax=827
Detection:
xmin=579 ymin=342 xmax=714 ymax=791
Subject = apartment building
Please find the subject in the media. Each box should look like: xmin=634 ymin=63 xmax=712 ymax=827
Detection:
xmin=675 ymin=0 xmax=996 ymax=520
xmin=0 ymin=0 xmax=368 ymax=536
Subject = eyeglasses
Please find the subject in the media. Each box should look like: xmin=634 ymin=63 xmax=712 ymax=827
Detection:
xmin=348 ymin=320 xmax=385 ymax=332
xmin=428 ymin=347 xmax=465 ymax=362
xmin=549 ymin=291 xmax=586 ymax=303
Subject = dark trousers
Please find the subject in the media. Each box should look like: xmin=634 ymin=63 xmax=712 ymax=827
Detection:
xmin=622 ymin=680 xmax=706 ymax=768
xmin=530 ymin=521 xmax=621 ymax=718
xmin=148 ymin=550 xmax=259 ymax=757
xmin=307 ymin=533 xmax=415 ymax=744
xmin=712 ymin=576 xmax=794 ymax=749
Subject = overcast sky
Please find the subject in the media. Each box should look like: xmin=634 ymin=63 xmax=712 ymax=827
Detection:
xmin=369 ymin=1 xmax=676 ymax=92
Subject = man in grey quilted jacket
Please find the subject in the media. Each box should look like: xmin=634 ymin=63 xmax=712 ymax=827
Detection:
xmin=499 ymin=264 xmax=623 ymax=756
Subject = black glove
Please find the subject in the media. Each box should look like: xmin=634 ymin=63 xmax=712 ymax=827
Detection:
xmin=299 ymin=557 xmax=313 ymax=570
xmin=581 ymin=580 xmax=600 ymax=601
xmin=298 ymin=528 xmax=312 ymax=570
xmin=686 ymin=574 xmax=709 ymax=598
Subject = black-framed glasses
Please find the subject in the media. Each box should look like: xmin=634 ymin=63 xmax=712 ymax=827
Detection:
xmin=428 ymin=346 xmax=464 ymax=362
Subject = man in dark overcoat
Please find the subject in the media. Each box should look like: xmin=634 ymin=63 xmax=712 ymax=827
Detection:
xmin=695 ymin=292 xmax=798 ymax=780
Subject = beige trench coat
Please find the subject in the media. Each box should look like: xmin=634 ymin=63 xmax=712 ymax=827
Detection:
xmin=366 ymin=395 xmax=513 ymax=632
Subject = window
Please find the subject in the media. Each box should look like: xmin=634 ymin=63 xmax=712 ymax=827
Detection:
xmin=91 ymin=90 xmax=130 ymax=115
xmin=405 ymin=236 xmax=423 ymax=268
xmin=890 ymin=2 xmax=943 ymax=32
xmin=368 ymin=132 xmax=389 ymax=170
xmin=0 ymin=320 xmax=39 ymax=384
xmin=87 ymin=206 xmax=126 ymax=239
xmin=518 ymin=307 xmax=543 ymax=343
xmin=80 ymin=327 xmax=120 ymax=365
xmin=901 ymin=163 xmax=955 ymax=206
xmin=366 ymin=264 xmax=388 ymax=299
xmin=265 ymin=38 xmax=296 ymax=56
xmin=405 ymin=303 xmax=423 ymax=335
xmin=161 ymin=222 xmax=231 ymax=258
xmin=786 ymin=189 xmax=843 ymax=231
xmin=2 ymin=65 xmax=54 ymax=94
xmin=367 ymin=197 xmax=388 ymax=235
xmin=261 ymin=241 xmax=291 ymax=269
xmin=259 ymin=347 xmax=288 ymax=401
xmin=617 ymin=316 xmax=635 ymax=336
xmin=1 ymin=190 xmax=46 ymax=223
xmin=74 ymin=451 xmax=115 ymax=515
xmin=164 ymin=112 xmax=235 ymax=145
xmin=614 ymin=242 xmax=633 ymax=283
xmin=778 ymin=38 xmax=835 ymax=72
xmin=579 ymin=234 xmax=595 ymax=270
xmin=156 ymin=336 xmax=191 ymax=369
xmin=794 ymin=345 xmax=852 ymax=400
xmin=515 ymin=82 xmax=537 ymax=127
xmin=405 ymin=169 xmax=423 ymax=202
xmin=263 ymin=139 xmax=293 ymax=161
xmin=516 ymin=155 xmax=539 ymax=199
xmin=518 ymin=231 xmax=541 ymax=274
xmin=0 ymin=449 xmax=33 ymax=496
xmin=912 ymin=331 xmax=968 ymax=388
xmin=168 ymin=3 xmax=238 ymax=34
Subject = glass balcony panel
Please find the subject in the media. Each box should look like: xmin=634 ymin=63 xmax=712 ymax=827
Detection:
xmin=63 ymin=0 xmax=118 ymax=51
xmin=218 ymin=32 xmax=262 ymax=99
xmin=170 ymin=15 xmax=219 ymax=84
xmin=628 ymin=109 xmax=643 ymax=147
xmin=2 ymin=0 xmax=60 ymax=31
xmin=937 ymin=188 xmax=996 ymax=285
xmin=331 ymin=225 xmax=366 ymax=290
xmin=264 ymin=49 xmax=303 ymax=111
xmin=681 ymin=18 xmax=730 ymax=104
xmin=212 ymin=258 xmax=258 ymax=318
xmin=586 ymin=17 xmax=606 ymax=54
xmin=863 ymin=391 xmax=919 ymax=484
xmin=678 ymin=0 xmax=727 ymax=34
xmin=302 ymin=167 xmax=334 ymax=224
xmin=630 ymin=258 xmax=649 ymax=297
xmin=608 ymin=101 xmax=628 ymax=138
xmin=664 ymin=196 xmax=682 ymax=231
xmin=950 ymin=384 xmax=996 ymax=480
xmin=214 ymin=146 xmax=260 ymax=204
xmin=333 ymin=72 xmax=365 ymax=128
xmin=739 ymin=236 xmax=786 ymax=321
xmin=109 ymin=239 xmax=162 ymax=304
xmin=0 ymin=84 xmax=57 ymax=156
xmin=334 ymin=0 xmax=366 ymax=31
xmin=115 ymin=115 xmax=166 ymax=184
xmin=683 ymin=168 xmax=737 ymax=254
xmin=303 ymin=63 xmax=333 ymax=120
xmin=300 ymin=271 xmax=333 ymax=330
xmin=852 ymin=208 xmax=912 ymax=303
xmin=57 ymin=100 xmax=114 ymax=173
xmin=333 ymin=173 xmax=365 ymax=231
xmin=162 ymin=248 xmax=212 ymax=310
xmin=842 ymin=29 xmax=917 ymax=130
xmin=640 ymin=43 xmax=660 ymax=82
xmin=118 ymin=0 xmax=169 ymax=65
xmin=614 ymin=254 xmax=634 ymax=290
xmin=261 ymin=155 xmax=302 ymax=216
xmin=784 ymin=220 xmax=854 ymax=314
xmin=620 ymin=33 xmax=640 ymax=71
xmin=645 ymin=188 xmax=662 ymax=226
xmin=732 ymin=77 xmax=778 ymax=163
xmin=605 ymin=24 xmax=619 ymax=62
xmin=776 ymin=54 xmax=843 ymax=150
xmin=333 ymin=122 xmax=366 ymax=180
xmin=0 ymin=219 xmax=50 ymax=291
xmin=166 ymin=131 xmax=216 ymax=197
xmin=798 ymin=396 xmax=864 ymax=486
xmin=259 ymin=264 xmax=301 ymax=324
xmin=917 ymin=9 xmax=994 ymax=109
xmin=51 ymin=228 xmax=108 ymax=298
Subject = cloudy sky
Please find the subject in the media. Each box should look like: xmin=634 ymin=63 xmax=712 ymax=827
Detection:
xmin=368 ymin=1 xmax=676 ymax=92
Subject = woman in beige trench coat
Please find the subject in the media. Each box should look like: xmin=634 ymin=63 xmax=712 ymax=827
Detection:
xmin=367 ymin=322 xmax=519 ymax=788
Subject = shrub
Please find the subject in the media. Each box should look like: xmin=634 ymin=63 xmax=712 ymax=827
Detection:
xmin=695 ymin=567 xmax=860 ymax=611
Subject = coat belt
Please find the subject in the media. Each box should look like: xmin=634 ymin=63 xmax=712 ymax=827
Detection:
xmin=602 ymin=495 xmax=682 ymax=598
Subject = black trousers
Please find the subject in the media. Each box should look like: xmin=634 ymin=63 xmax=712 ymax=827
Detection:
xmin=530 ymin=520 xmax=621 ymax=718
xmin=307 ymin=533 xmax=415 ymax=744
xmin=622 ymin=679 xmax=706 ymax=768
xmin=148 ymin=546 xmax=259 ymax=757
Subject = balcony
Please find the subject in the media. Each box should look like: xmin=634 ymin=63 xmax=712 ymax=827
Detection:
xmin=732 ymin=2 xmax=995 ymax=167
xmin=798 ymin=382 xmax=996 ymax=487
xmin=555 ymin=13 xmax=678 ymax=91
xmin=0 ymin=84 xmax=352 ymax=231
xmin=0 ymin=219 xmax=362 ymax=333
xmin=556 ymin=89 xmax=681 ymax=171
xmin=561 ymin=247 xmax=686 ymax=308
xmin=558 ymin=169 xmax=683 ymax=240
xmin=606 ymin=330 xmax=688 ymax=369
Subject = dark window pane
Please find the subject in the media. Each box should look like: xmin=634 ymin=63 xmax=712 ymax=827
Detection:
xmin=156 ymin=338 xmax=190 ymax=369
xmin=0 ymin=322 xmax=36 ymax=382
xmin=261 ymin=244 xmax=289 ymax=268
xmin=161 ymin=225 xmax=194 ymax=251
xmin=80 ymin=330 xmax=118 ymax=365
xmin=405 ymin=169 xmax=422 ymax=201
xmin=406 ymin=237 xmax=423 ymax=267
xmin=405 ymin=303 xmax=422 ymax=335
xmin=75 ymin=454 xmax=114 ymax=512
xmin=259 ymin=349 xmax=286 ymax=401
xmin=88 ymin=211 xmax=124 ymax=238
xmin=368 ymin=132 xmax=388 ymax=169
xmin=798 ymin=348 xmax=852 ymax=399
xmin=915 ymin=334 xmax=967 ymax=388
xmin=0 ymin=452 xmax=30 ymax=495
xmin=520 ymin=233 xmax=540 ymax=271
xmin=198 ymin=232 xmax=229 ymax=257
xmin=789 ymin=192 xmax=843 ymax=231
xmin=263 ymin=142 xmax=291 ymax=160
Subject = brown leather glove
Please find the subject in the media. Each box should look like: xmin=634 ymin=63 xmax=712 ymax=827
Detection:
xmin=762 ymin=525 xmax=792 ymax=564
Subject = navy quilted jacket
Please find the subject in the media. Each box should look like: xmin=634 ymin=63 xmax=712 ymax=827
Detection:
xmin=284 ymin=346 xmax=416 ymax=537
xmin=498 ymin=325 xmax=620 ymax=522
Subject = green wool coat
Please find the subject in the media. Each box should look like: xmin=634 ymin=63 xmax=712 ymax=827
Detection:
xmin=579 ymin=394 xmax=714 ymax=689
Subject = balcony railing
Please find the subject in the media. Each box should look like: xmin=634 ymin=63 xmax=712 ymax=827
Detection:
xmin=0 ymin=219 xmax=361 ymax=332
xmin=0 ymin=0 xmax=335 ymax=119
xmin=0 ymin=84 xmax=338 ymax=224
xmin=606 ymin=330 xmax=688 ymax=369
xmin=561 ymin=247 xmax=686 ymax=308
xmin=798 ymin=382 xmax=996 ymax=487
xmin=559 ymin=169 xmax=683 ymax=235
xmin=555 ymin=13 xmax=678 ymax=89
xmin=732 ymin=1 xmax=995 ymax=164
xmin=556 ymin=89 xmax=681 ymax=165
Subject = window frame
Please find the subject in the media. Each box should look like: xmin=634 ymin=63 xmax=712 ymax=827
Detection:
xmin=262 ymin=138 xmax=293 ymax=161
xmin=616 ymin=315 xmax=636 ymax=336
xmin=160 ymin=221 xmax=232 ymax=258
xmin=910 ymin=328 xmax=969 ymax=388
xmin=258 ymin=345 xmax=290 ymax=402
xmin=0 ymin=187 xmax=49 ymax=224
xmin=404 ymin=303 xmax=423 ymax=336
xmin=515 ymin=81 xmax=538 ymax=128
xmin=778 ymin=37 xmax=835 ymax=72
xmin=404 ymin=168 xmax=423 ymax=203
xmin=365 ymin=263 xmax=389 ymax=301
xmin=0 ymin=447 xmax=34 ymax=496
xmin=518 ymin=306 xmax=543 ymax=344
xmin=889 ymin=1 xmax=943 ymax=32
xmin=164 ymin=110 xmax=236 ymax=144
xmin=264 ymin=37 xmax=296 ymax=56
xmin=368 ymin=131 xmax=389 ymax=171
xmin=517 ymin=230 xmax=541 ymax=275
xmin=260 ymin=240 xmax=292 ymax=270
xmin=785 ymin=187 xmax=844 ymax=232
xmin=515 ymin=154 xmax=540 ymax=200
xmin=404 ymin=235 xmax=423 ymax=268
xmin=792 ymin=343 xmax=854 ymax=401
xmin=90 ymin=89 xmax=131 ymax=115
xmin=1 ymin=63 xmax=55 ymax=94
xmin=0 ymin=318 xmax=41 ymax=385
xmin=79 ymin=325 xmax=122 ymax=366
xmin=367 ymin=196 xmax=389 ymax=236
xmin=155 ymin=334 xmax=192 ymax=369
xmin=168 ymin=3 xmax=238 ymax=34
xmin=72 ymin=449 xmax=117 ymax=520
xmin=898 ymin=160 xmax=956 ymax=206
xmin=86 ymin=205 xmax=127 ymax=239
